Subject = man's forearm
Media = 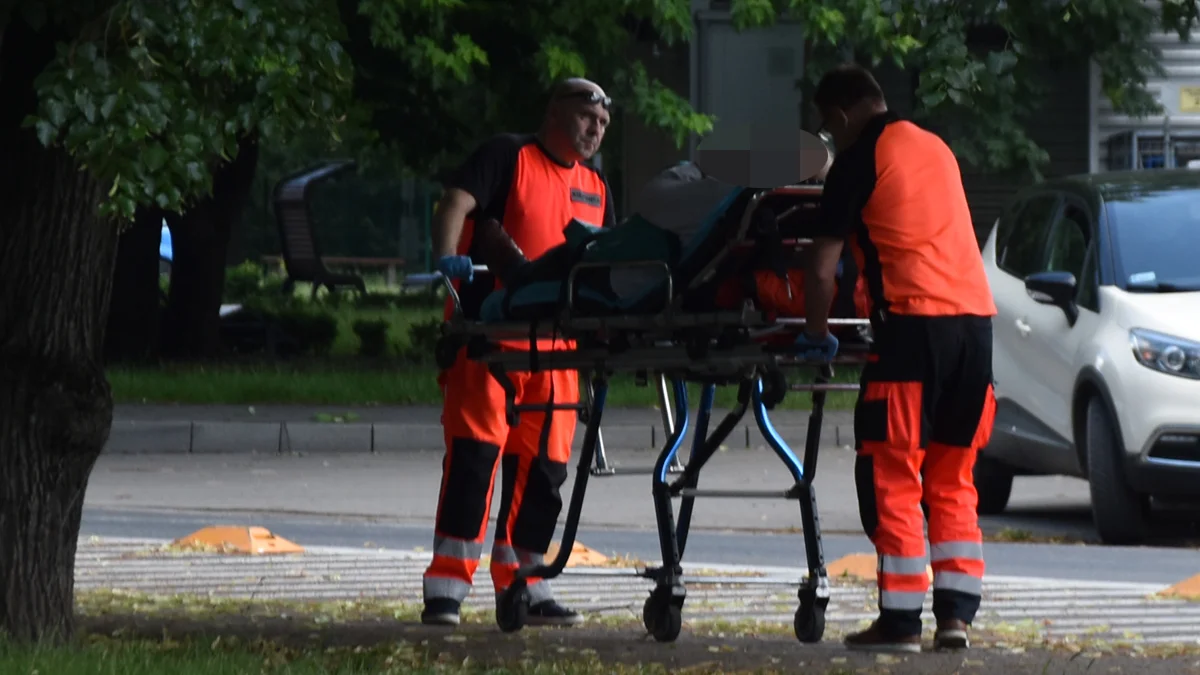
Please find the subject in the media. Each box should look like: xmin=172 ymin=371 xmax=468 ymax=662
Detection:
xmin=804 ymin=273 xmax=836 ymax=336
xmin=432 ymin=211 xmax=465 ymax=259
xmin=432 ymin=192 xmax=472 ymax=258
xmin=804 ymin=238 xmax=842 ymax=336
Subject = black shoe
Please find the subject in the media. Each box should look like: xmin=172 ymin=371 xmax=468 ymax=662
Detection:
xmin=527 ymin=600 xmax=584 ymax=627
xmin=421 ymin=598 xmax=461 ymax=626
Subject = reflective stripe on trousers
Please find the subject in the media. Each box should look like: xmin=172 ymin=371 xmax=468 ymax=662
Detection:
xmin=930 ymin=540 xmax=984 ymax=596
xmin=878 ymin=552 xmax=928 ymax=611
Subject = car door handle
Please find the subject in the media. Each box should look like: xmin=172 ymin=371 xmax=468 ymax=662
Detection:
xmin=1015 ymin=318 xmax=1032 ymax=338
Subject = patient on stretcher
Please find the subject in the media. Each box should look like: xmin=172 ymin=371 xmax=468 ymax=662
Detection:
xmin=470 ymin=160 xmax=867 ymax=328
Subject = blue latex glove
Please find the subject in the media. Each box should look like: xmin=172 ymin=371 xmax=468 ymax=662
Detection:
xmin=437 ymin=254 xmax=474 ymax=282
xmin=794 ymin=330 xmax=839 ymax=362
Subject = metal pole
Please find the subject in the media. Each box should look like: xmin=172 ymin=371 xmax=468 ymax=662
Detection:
xmin=586 ymin=373 xmax=613 ymax=474
xmin=656 ymin=372 xmax=684 ymax=471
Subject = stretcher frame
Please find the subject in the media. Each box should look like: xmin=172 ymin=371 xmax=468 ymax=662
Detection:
xmin=406 ymin=185 xmax=870 ymax=644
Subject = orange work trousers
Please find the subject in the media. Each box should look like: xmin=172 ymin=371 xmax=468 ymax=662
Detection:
xmin=853 ymin=314 xmax=996 ymax=638
xmin=423 ymin=346 xmax=580 ymax=606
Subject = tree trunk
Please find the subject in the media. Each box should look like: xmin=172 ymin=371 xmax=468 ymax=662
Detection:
xmin=104 ymin=207 xmax=167 ymax=364
xmin=0 ymin=17 xmax=117 ymax=644
xmin=159 ymin=134 xmax=260 ymax=360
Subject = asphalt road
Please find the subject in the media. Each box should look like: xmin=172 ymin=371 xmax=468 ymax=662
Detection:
xmin=79 ymin=505 xmax=1200 ymax=586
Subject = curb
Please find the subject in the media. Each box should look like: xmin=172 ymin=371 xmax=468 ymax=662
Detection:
xmin=101 ymin=417 xmax=855 ymax=456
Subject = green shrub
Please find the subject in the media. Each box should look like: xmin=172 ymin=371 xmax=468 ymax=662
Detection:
xmin=259 ymin=272 xmax=286 ymax=297
xmin=224 ymin=260 xmax=264 ymax=303
xmin=276 ymin=307 xmax=339 ymax=356
xmin=403 ymin=316 xmax=442 ymax=364
xmin=234 ymin=298 xmax=338 ymax=357
xmin=352 ymin=318 xmax=390 ymax=358
xmin=354 ymin=292 xmax=397 ymax=310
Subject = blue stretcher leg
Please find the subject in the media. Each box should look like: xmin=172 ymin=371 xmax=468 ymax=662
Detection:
xmin=673 ymin=382 xmax=715 ymax=558
xmin=638 ymin=377 xmax=691 ymax=641
xmin=751 ymin=365 xmax=833 ymax=643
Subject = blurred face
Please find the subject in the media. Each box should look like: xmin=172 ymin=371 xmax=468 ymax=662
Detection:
xmin=550 ymin=89 xmax=611 ymax=161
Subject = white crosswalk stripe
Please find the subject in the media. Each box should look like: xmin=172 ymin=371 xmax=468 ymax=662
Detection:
xmin=74 ymin=538 xmax=1200 ymax=646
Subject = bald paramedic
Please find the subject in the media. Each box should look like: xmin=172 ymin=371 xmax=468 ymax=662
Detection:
xmin=794 ymin=64 xmax=997 ymax=653
xmin=421 ymin=78 xmax=616 ymax=628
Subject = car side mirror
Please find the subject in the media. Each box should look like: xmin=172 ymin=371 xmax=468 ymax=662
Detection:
xmin=1025 ymin=271 xmax=1079 ymax=326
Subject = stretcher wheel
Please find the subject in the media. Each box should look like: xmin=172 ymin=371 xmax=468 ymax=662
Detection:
xmin=642 ymin=594 xmax=682 ymax=643
xmin=496 ymin=584 xmax=529 ymax=633
xmin=793 ymin=600 xmax=825 ymax=643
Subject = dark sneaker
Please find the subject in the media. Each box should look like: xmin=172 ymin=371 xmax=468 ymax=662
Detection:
xmin=934 ymin=619 xmax=970 ymax=650
xmin=527 ymin=600 xmax=584 ymax=627
xmin=421 ymin=598 xmax=461 ymax=626
xmin=844 ymin=619 xmax=922 ymax=653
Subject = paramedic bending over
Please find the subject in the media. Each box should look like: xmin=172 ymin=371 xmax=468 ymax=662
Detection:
xmin=420 ymin=77 xmax=616 ymax=628
xmin=795 ymin=63 xmax=998 ymax=654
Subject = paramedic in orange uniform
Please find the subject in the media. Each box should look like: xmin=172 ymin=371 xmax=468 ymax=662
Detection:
xmin=420 ymin=78 xmax=616 ymax=628
xmin=794 ymin=64 xmax=998 ymax=653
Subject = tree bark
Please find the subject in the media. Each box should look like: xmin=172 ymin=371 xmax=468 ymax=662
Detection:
xmin=104 ymin=207 xmax=167 ymax=364
xmin=0 ymin=16 xmax=117 ymax=644
xmin=159 ymin=134 xmax=260 ymax=360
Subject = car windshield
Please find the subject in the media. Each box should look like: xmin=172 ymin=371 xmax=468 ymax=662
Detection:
xmin=1106 ymin=188 xmax=1200 ymax=292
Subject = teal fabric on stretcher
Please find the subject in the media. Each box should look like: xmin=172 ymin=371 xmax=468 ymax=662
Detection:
xmin=478 ymin=184 xmax=744 ymax=322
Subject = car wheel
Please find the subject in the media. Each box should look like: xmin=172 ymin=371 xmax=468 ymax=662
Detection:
xmin=1085 ymin=397 xmax=1149 ymax=545
xmin=973 ymin=455 xmax=1015 ymax=515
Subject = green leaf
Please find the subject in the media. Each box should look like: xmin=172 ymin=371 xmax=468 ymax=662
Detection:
xmin=144 ymin=143 xmax=169 ymax=172
xmin=921 ymin=89 xmax=947 ymax=108
xmin=100 ymin=94 xmax=119 ymax=119
xmin=46 ymin=99 xmax=67 ymax=127
xmin=75 ymin=90 xmax=97 ymax=123
xmin=35 ymin=120 xmax=55 ymax=147
xmin=139 ymin=81 xmax=163 ymax=100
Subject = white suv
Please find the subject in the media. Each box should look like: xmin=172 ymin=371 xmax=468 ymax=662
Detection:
xmin=977 ymin=168 xmax=1200 ymax=545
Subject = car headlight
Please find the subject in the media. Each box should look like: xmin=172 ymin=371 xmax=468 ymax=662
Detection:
xmin=1130 ymin=328 xmax=1200 ymax=380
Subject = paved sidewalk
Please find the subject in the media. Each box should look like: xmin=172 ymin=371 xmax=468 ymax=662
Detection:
xmin=104 ymin=403 xmax=854 ymax=455
xmin=75 ymin=537 xmax=1200 ymax=646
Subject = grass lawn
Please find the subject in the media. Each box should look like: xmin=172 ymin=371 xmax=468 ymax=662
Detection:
xmin=4 ymin=590 xmax=1194 ymax=675
xmin=108 ymin=362 xmax=860 ymax=410
xmin=113 ymin=281 xmax=860 ymax=410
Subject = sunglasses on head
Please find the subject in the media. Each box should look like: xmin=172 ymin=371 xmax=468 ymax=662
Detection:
xmin=559 ymin=90 xmax=613 ymax=110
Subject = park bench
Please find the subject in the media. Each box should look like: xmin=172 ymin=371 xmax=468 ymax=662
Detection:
xmin=272 ymin=159 xmax=368 ymax=299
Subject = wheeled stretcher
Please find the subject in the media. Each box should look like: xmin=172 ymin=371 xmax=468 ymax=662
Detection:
xmin=408 ymin=177 xmax=871 ymax=644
